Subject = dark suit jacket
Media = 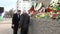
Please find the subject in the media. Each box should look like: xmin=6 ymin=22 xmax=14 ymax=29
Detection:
xmin=12 ymin=13 xmax=20 ymax=28
xmin=19 ymin=13 xmax=30 ymax=29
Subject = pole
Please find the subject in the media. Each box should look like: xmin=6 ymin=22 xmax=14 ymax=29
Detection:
xmin=17 ymin=0 xmax=19 ymax=12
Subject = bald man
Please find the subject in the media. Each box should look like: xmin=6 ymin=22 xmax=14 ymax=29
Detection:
xmin=19 ymin=11 xmax=30 ymax=34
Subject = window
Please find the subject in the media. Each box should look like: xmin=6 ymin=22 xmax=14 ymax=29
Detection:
xmin=0 ymin=7 xmax=4 ymax=13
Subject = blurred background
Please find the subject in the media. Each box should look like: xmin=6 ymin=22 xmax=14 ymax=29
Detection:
xmin=0 ymin=0 xmax=60 ymax=34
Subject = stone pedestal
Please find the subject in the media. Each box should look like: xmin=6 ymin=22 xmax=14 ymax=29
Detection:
xmin=29 ymin=18 xmax=60 ymax=34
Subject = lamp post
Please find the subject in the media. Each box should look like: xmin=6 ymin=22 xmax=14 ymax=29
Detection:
xmin=16 ymin=0 xmax=19 ymax=11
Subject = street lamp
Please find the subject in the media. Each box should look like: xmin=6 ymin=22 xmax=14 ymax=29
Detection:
xmin=16 ymin=0 xmax=19 ymax=11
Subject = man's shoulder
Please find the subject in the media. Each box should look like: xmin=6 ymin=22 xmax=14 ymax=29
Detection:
xmin=13 ymin=13 xmax=17 ymax=15
xmin=21 ymin=14 xmax=24 ymax=16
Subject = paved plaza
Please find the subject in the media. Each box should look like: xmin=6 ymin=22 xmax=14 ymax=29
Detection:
xmin=0 ymin=24 xmax=13 ymax=34
xmin=0 ymin=18 xmax=60 ymax=34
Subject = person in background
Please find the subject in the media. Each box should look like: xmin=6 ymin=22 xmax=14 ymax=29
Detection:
xmin=19 ymin=10 xmax=30 ymax=34
xmin=12 ymin=10 xmax=21 ymax=34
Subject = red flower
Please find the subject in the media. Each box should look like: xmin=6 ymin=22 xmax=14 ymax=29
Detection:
xmin=52 ymin=13 xmax=57 ymax=19
xmin=59 ymin=4 xmax=60 ymax=7
xmin=47 ymin=8 xmax=52 ymax=12
xmin=55 ymin=10 xmax=58 ymax=13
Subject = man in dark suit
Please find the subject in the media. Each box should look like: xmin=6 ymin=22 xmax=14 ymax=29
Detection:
xmin=12 ymin=10 xmax=21 ymax=34
xmin=19 ymin=11 xmax=30 ymax=34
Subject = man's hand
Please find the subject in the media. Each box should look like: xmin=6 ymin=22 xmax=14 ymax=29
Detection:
xmin=11 ymin=24 xmax=14 ymax=29
xmin=18 ymin=28 xmax=21 ymax=32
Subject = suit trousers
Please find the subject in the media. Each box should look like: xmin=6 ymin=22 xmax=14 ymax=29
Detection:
xmin=21 ymin=27 xmax=28 ymax=34
xmin=13 ymin=26 xmax=18 ymax=34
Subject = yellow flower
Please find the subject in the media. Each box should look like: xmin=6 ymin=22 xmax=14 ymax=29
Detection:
xmin=57 ymin=12 xmax=60 ymax=14
xmin=53 ymin=8 xmax=57 ymax=10
xmin=40 ymin=13 xmax=46 ymax=17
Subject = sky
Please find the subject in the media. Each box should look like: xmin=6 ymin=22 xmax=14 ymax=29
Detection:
xmin=0 ymin=0 xmax=58 ymax=11
xmin=0 ymin=0 xmax=17 ymax=11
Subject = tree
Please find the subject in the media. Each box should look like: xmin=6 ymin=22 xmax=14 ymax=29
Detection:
xmin=3 ymin=8 xmax=14 ymax=18
xmin=9 ymin=8 xmax=14 ymax=18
